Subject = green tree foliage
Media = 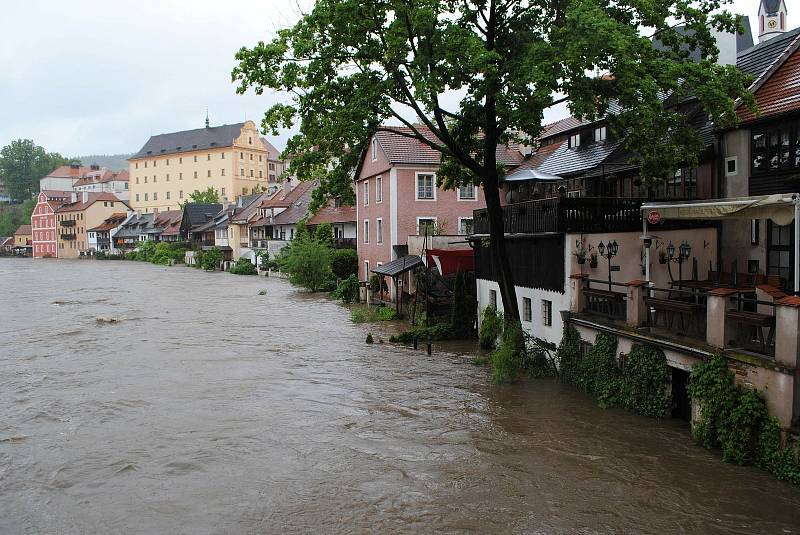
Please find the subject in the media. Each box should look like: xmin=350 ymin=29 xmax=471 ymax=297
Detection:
xmin=620 ymin=345 xmax=671 ymax=418
xmin=491 ymin=321 xmax=525 ymax=383
xmin=687 ymin=355 xmax=737 ymax=449
xmin=201 ymin=247 xmax=223 ymax=271
xmin=182 ymin=187 xmax=220 ymax=207
xmin=331 ymin=248 xmax=359 ymax=280
xmin=0 ymin=198 xmax=36 ymax=236
xmin=282 ymin=232 xmax=335 ymax=291
xmin=233 ymin=0 xmax=753 ymax=321
xmin=314 ymin=222 xmax=334 ymax=247
xmin=0 ymin=139 xmax=71 ymax=201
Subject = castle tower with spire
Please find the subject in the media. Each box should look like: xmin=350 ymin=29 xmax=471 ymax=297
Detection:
xmin=758 ymin=0 xmax=788 ymax=42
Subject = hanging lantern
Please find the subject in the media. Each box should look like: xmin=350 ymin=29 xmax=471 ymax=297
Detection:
xmin=679 ymin=241 xmax=691 ymax=260
xmin=666 ymin=242 xmax=676 ymax=259
xmin=597 ymin=241 xmax=605 ymax=256
xmin=609 ymin=240 xmax=619 ymax=256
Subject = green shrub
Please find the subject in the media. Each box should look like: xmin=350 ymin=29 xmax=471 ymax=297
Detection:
xmin=331 ymin=248 xmax=359 ymax=279
xmin=314 ymin=222 xmax=335 ymax=246
xmin=756 ymin=417 xmax=800 ymax=484
xmin=124 ymin=251 xmax=138 ymax=261
xmin=622 ymin=345 xmax=671 ymax=418
xmin=377 ymin=306 xmax=397 ymax=321
xmin=479 ymin=306 xmax=503 ymax=350
xmin=230 ymin=258 xmax=257 ymax=275
xmin=491 ymin=322 xmax=525 ymax=383
xmin=200 ymin=248 xmax=223 ymax=271
xmin=720 ymin=388 xmax=768 ymax=465
xmin=332 ymin=274 xmax=360 ymax=303
xmin=389 ymin=323 xmax=454 ymax=343
xmin=523 ymin=336 xmax=558 ymax=379
xmin=688 ymin=355 xmax=737 ymax=449
xmin=556 ymin=326 xmax=582 ymax=386
xmin=578 ymin=333 xmax=622 ymax=407
xmin=282 ymin=238 xmax=335 ymax=291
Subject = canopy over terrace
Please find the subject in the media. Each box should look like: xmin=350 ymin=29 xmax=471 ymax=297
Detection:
xmin=641 ymin=194 xmax=800 ymax=292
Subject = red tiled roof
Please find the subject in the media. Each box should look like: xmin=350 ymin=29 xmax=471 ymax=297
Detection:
xmin=154 ymin=209 xmax=183 ymax=235
xmin=14 ymin=224 xmax=32 ymax=236
xmin=41 ymin=190 xmax=74 ymax=200
xmin=308 ymin=203 xmax=356 ymax=225
xmin=89 ymin=213 xmax=129 ymax=232
xmin=373 ymin=127 xmax=524 ymax=167
xmin=45 ymin=165 xmax=93 ymax=178
xmin=56 ymin=193 xmax=128 ymax=213
xmin=738 ymin=46 xmax=800 ymax=123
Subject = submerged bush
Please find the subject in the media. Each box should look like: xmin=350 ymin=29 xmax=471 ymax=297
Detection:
xmin=230 ymin=258 xmax=257 ymax=275
xmin=491 ymin=321 xmax=525 ymax=384
xmin=332 ymin=274 xmax=360 ymax=303
xmin=389 ymin=323 xmax=454 ymax=343
xmin=479 ymin=306 xmax=503 ymax=350
xmin=331 ymin=248 xmax=358 ymax=279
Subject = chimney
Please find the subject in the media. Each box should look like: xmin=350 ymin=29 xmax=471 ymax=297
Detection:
xmin=82 ymin=191 xmax=88 ymax=203
xmin=69 ymin=164 xmax=80 ymax=177
xmin=283 ymin=180 xmax=292 ymax=198
xmin=90 ymin=164 xmax=100 ymax=171
xmin=71 ymin=192 xmax=78 ymax=203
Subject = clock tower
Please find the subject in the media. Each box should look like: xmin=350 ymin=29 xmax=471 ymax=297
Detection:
xmin=759 ymin=0 xmax=788 ymax=42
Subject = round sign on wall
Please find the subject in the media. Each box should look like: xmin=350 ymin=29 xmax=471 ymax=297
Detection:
xmin=647 ymin=210 xmax=662 ymax=225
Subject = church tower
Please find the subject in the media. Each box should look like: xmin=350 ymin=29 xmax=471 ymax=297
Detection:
xmin=759 ymin=0 xmax=788 ymax=42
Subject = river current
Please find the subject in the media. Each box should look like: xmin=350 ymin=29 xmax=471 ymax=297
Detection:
xmin=1 ymin=258 xmax=799 ymax=534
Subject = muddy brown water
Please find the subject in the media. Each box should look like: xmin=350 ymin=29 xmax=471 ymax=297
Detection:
xmin=1 ymin=258 xmax=799 ymax=534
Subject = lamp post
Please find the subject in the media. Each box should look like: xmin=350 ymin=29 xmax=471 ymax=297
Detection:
xmin=597 ymin=240 xmax=619 ymax=292
xmin=666 ymin=240 xmax=692 ymax=282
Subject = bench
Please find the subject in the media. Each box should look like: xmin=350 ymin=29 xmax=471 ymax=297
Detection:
xmin=644 ymin=296 xmax=702 ymax=335
xmin=584 ymin=288 xmax=625 ymax=319
xmin=727 ymin=310 xmax=776 ymax=355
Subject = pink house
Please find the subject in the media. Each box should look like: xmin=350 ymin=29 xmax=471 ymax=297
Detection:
xmin=355 ymin=127 xmax=523 ymax=285
xmin=31 ymin=190 xmax=73 ymax=258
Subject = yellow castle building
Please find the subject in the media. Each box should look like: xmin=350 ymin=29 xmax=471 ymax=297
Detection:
xmin=128 ymin=120 xmax=286 ymax=213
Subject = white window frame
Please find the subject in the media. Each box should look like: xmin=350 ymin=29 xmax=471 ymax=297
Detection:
xmin=375 ymin=176 xmax=383 ymax=203
xmin=363 ymin=219 xmax=369 ymax=243
xmin=458 ymin=217 xmax=474 ymax=236
xmin=363 ymin=180 xmax=369 ymax=206
xmin=416 ymin=216 xmax=437 ymax=236
xmin=725 ymin=156 xmax=738 ymax=176
xmin=364 ymin=260 xmax=370 ymax=280
xmin=542 ymin=299 xmax=553 ymax=326
xmin=376 ymin=218 xmax=383 ymax=244
xmin=457 ymin=184 xmax=477 ymax=201
xmin=594 ymin=126 xmax=607 ymax=142
xmin=415 ymin=172 xmax=436 ymax=201
xmin=569 ymin=133 xmax=580 ymax=148
xmin=371 ymin=138 xmax=378 ymax=161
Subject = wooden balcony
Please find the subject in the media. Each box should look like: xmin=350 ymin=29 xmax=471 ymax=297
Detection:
xmin=473 ymin=197 xmax=647 ymax=235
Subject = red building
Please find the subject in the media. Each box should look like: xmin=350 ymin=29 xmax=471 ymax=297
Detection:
xmin=31 ymin=190 xmax=73 ymax=257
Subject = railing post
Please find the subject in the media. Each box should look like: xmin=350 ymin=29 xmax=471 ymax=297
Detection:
xmin=706 ymin=288 xmax=739 ymax=349
xmin=569 ymin=273 xmax=588 ymax=314
xmin=774 ymin=297 xmax=800 ymax=368
xmin=625 ymin=280 xmax=648 ymax=328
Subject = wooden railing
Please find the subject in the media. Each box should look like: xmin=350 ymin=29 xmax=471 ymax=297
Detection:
xmin=473 ymin=197 xmax=647 ymax=235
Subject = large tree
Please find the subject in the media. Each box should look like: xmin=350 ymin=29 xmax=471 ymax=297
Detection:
xmin=0 ymin=139 xmax=71 ymax=202
xmin=233 ymin=0 xmax=752 ymax=322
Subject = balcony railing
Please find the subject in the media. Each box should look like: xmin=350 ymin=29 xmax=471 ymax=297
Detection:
xmin=61 ymin=220 xmax=76 ymax=227
xmin=473 ymin=197 xmax=647 ymax=235
xmin=60 ymin=232 xmax=76 ymax=240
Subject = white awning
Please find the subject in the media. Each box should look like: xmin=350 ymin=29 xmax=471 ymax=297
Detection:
xmin=641 ymin=194 xmax=800 ymax=226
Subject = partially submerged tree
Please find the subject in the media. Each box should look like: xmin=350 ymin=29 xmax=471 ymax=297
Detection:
xmin=233 ymin=0 xmax=753 ymax=321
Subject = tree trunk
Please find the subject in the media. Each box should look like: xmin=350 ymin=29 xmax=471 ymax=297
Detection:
xmin=482 ymin=172 xmax=520 ymax=323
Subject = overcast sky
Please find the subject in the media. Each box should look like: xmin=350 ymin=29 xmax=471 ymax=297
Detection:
xmin=0 ymin=0 xmax=764 ymax=157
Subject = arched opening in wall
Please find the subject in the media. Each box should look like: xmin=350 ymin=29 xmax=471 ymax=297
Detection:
xmin=671 ymin=367 xmax=692 ymax=422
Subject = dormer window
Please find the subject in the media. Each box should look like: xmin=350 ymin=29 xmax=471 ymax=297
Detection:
xmin=594 ymin=126 xmax=607 ymax=142
xmin=569 ymin=133 xmax=580 ymax=149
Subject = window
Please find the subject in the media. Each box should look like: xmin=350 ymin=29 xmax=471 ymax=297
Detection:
xmin=416 ymin=173 xmax=435 ymax=200
xmin=364 ymin=261 xmax=370 ymax=280
xmin=136 ymin=177 xmax=139 ymax=184
xmin=363 ymin=220 xmax=369 ymax=243
xmin=767 ymin=222 xmax=793 ymax=287
xmin=751 ymin=219 xmax=760 ymax=245
xmin=269 ymin=162 xmax=275 ymax=170
xmin=222 ymin=169 xmax=225 ymax=176
xmin=250 ymin=153 xmax=253 ymax=161
xmin=194 ymin=171 xmax=198 ymax=179
xmin=594 ymin=126 xmax=607 ymax=142
xmin=166 ymin=191 xmax=171 ymax=200
xmin=166 ymin=159 xmax=169 ymax=165
xmin=208 ymin=170 xmax=211 ymax=178
xmin=250 ymin=169 xmax=254 ymax=177
xmin=751 ymin=126 xmax=800 ymax=173
xmin=376 ymin=218 xmax=383 ymax=243
xmin=153 ymin=160 xmax=157 ymax=167
xmin=725 ymin=157 xmax=738 ymax=176
xmin=144 ymin=193 xmax=148 ymax=201
xmin=259 ymin=170 xmax=263 ymax=178
xmin=166 ymin=173 xmax=170 ymax=181
xmin=193 ymin=155 xmax=197 ymax=162
xmin=221 ymin=187 xmax=226 ymax=197
xmin=542 ymin=300 xmax=553 ymax=326
xmin=135 ymin=162 xmax=139 ymax=169
xmin=417 ymin=217 xmax=436 ymax=235
xmin=363 ymin=180 xmax=369 ymax=205
xmin=523 ymin=297 xmax=532 ymax=322
xmin=221 ymin=152 xmax=225 ymax=159
xmin=179 ymin=190 xmax=184 ymax=199
xmin=207 ymin=154 xmax=211 ymax=161
xmin=240 ymin=152 xmax=244 ymax=159
xmin=375 ymin=176 xmax=382 ymax=203
xmin=569 ymin=133 xmax=580 ymax=148
xmin=458 ymin=185 xmax=476 ymax=200
xmin=249 ymin=137 xmax=252 ymax=145
xmin=240 ymin=168 xmax=244 ymax=176
xmin=259 ymin=155 xmax=262 ymax=162
xmin=144 ymin=162 xmax=148 ymax=168
xmin=144 ymin=176 xmax=148 ymax=183
xmin=458 ymin=217 xmax=473 ymax=235
xmin=489 ymin=290 xmax=497 ymax=308
xmin=153 ymin=192 xmax=158 ymax=201
xmin=179 ymin=157 xmax=183 ymax=164
xmin=153 ymin=175 xmax=157 ymax=183
xmin=371 ymin=138 xmax=377 ymax=161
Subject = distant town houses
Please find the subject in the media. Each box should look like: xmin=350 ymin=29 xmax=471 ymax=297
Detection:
xmin=127 ymin=120 xmax=290 ymax=214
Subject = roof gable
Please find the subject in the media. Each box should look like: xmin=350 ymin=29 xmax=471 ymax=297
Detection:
xmin=738 ymin=41 xmax=800 ymax=122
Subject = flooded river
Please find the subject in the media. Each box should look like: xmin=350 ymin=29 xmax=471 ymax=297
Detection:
xmin=1 ymin=259 xmax=799 ymax=534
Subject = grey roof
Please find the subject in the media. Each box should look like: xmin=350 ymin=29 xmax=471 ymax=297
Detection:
xmin=115 ymin=213 xmax=155 ymax=238
xmin=534 ymin=140 xmax=623 ymax=177
xmin=372 ymin=255 xmax=423 ymax=277
xmin=737 ymin=26 xmax=800 ymax=79
xmin=132 ymin=123 xmax=245 ymax=159
xmin=272 ymin=180 xmax=318 ymax=225
xmin=183 ymin=203 xmax=222 ymax=227
xmin=762 ymin=0 xmax=781 ymax=14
